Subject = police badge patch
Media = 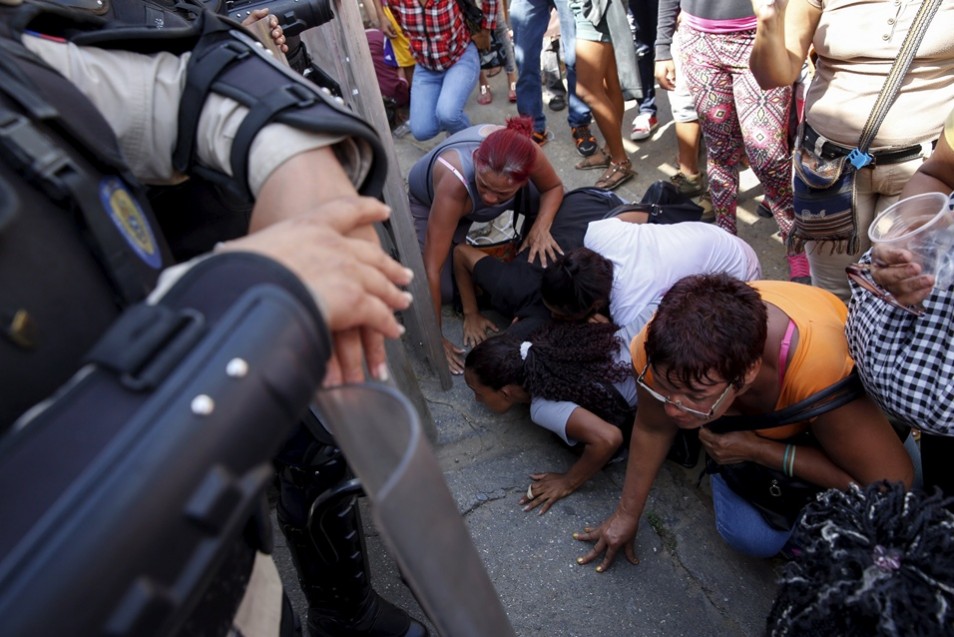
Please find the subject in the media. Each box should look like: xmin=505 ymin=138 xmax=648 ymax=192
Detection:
xmin=99 ymin=177 xmax=161 ymax=269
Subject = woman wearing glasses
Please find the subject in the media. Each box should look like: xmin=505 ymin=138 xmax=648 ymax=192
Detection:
xmin=407 ymin=117 xmax=565 ymax=374
xmin=575 ymin=273 xmax=914 ymax=568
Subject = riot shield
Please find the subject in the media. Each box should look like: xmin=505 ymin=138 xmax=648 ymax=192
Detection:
xmin=311 ymin=383 xmax=515 ymax=637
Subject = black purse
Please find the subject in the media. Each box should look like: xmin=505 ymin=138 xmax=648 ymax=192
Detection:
xmin=604 ymin=179 xmax=704 ymax=225
xmin=705 ymin=371 xmax=865 ymax=531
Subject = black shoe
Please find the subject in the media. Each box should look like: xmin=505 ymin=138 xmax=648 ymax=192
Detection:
xmin=308 ymin=594 xmax=429 ymax=637
xmin=571 ymin=124 xmax=598 ymax=157
xmin=548 ymin=93 xmax=566 ymax=111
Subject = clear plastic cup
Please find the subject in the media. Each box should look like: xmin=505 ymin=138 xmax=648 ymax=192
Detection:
xmin=868 ymin=192 xmax=954 ymax=288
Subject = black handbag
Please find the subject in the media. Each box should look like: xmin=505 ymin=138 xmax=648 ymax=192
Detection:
xmin=705 ymin=371 xmax=865 ymax=531
xmin=604 ymin=179 xmax=704 ymax=225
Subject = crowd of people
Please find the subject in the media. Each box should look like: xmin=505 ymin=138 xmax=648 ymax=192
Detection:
xmin=380 ymin=0 xmax=954 ymax=632
xmin=3 ymin=0 xmax=953 ymax=634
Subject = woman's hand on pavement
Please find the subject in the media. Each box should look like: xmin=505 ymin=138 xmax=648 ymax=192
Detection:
xmin=520 ymin=472 xmax=574 ymax=515
xmin=462 ymin=313 xmax=499 ymax=348
xmin=443 ymin=336 xmax=466 ymax=375
xmin=573 ymin=508 xmax=640 ymax=573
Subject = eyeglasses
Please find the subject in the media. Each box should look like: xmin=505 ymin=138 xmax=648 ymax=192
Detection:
xmin=635 ymin=362 xmax=734 ymax=420
xmin=845 ymin=263 xmax=925 ymax=317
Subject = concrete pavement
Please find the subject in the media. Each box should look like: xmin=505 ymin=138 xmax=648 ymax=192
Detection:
xmin=273 ymin=76 xmax=791 ymax=636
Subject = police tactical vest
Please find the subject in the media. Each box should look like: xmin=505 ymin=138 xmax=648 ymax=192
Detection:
xmin=0 ymin=21 xmax=174 ymax=429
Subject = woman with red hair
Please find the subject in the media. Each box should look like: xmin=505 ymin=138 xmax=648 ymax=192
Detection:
xmin=407 ymin=116 xmax=565 ymax=373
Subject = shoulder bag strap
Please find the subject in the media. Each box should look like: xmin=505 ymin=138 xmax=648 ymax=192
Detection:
xmin=850 ymin=0 xmax=943 ymax=167
xmin=707 ymin=369 xmax=865 ymax=434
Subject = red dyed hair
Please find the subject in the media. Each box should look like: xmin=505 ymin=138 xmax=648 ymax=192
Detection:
xmin=473 ymin=116 xmax=536 ymax=183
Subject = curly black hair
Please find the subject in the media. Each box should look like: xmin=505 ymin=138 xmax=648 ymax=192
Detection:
xmin=465 ymin=322 xmax=635 ymax=429
xmin=767 ymin=481 xmax=954 ymax=637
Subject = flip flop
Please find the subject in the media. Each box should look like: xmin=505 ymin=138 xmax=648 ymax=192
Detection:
xmin=508 ymin=81 xmax=517 ymax=103
xmin=477 ymin=84 xmax=493 ymax=105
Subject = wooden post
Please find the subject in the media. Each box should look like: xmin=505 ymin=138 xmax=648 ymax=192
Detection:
xmin=301 ymin=1 xmax=453 ymax=395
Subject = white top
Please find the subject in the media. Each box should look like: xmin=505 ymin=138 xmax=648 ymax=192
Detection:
xmin=584 ymin=219 xmax=762 ymax=328
xmin=529 ymin=313 xmax=647 ymax=446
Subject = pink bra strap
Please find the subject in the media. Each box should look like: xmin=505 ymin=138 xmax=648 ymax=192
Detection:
xmin=778 ymin=319 xmax=796 ymax=385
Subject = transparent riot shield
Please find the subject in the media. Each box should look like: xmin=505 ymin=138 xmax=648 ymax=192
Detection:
xmin=311 ymin=383 xmax=515 ymax=637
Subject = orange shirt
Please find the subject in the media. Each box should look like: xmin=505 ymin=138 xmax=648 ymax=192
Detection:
xmin=630 ymin=281 xmax=853 ymax=439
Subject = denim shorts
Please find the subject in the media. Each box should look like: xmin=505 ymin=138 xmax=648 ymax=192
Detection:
xmin=568 ymin=0 xmax=611 ymax=43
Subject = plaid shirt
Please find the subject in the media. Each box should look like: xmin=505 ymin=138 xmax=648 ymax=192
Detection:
xmin=388 ymin=0 xmax=496 ymax=71
xmin=846 ymin=251 xmax=954 ymax=436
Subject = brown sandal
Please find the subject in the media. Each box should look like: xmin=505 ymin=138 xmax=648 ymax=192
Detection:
xmin=595 ymin=159 xmax=635 ymax=190
xmin=575 ymin=147 xmax=610 ymax=170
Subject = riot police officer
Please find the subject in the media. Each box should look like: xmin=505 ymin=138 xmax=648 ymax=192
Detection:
xmin=0 ymin=1 xmax=425 ymax=635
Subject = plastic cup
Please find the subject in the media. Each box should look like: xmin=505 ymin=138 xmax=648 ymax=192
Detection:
xmin=868 ymin=192 xmax=954 ymax=288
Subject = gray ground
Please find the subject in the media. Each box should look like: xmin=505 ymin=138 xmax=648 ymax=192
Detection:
xmin=274 ymin=78 xmax=792 ymax=636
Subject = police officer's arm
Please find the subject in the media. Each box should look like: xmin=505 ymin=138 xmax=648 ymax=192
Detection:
xmin=23 ymin=31 xmax=400 ymax=383
xmin=229 ymin=170 xmax=414 ymax=385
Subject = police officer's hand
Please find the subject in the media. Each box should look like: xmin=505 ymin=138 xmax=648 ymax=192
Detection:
xmin=219 ymin=197 xmax=413 ymax=385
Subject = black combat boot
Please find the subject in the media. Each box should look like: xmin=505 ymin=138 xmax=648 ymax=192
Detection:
xmin=275 ymin=425 xmax=428 ymax=637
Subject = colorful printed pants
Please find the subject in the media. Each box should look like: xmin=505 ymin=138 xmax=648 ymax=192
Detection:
xmin=679 ymin=25 xmax=794 ymax=240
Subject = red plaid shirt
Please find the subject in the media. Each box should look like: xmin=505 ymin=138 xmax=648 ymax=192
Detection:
xmin=388 ymin=0 xmax=496 ymax=72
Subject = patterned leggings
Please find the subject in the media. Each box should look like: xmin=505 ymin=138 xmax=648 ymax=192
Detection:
xmin=680 ymin=26 xmax=794 ymax=240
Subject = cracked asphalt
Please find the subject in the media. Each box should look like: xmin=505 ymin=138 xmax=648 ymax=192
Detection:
xmin=272 ymin=76 xmax=787 ymax=636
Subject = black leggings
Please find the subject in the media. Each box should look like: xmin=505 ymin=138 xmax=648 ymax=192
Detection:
xmin=920 ymin=432 xmax=954 ymax=496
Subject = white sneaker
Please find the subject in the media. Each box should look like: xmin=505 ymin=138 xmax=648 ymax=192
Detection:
xmin=630 ymin=113 xmax=658 ymax=141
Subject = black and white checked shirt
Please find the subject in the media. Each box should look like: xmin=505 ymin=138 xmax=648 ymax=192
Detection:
xmin=846 ymin=252 xmax=954 ymax=436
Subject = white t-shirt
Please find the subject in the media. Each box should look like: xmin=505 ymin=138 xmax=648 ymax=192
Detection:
xmin=584 ymin=219 xmax=762 ymax=328
xmin=529 ymin=313 xmax=647 ymax=445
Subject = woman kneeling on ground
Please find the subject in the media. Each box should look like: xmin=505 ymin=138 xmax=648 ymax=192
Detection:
xmin=407 ymin=116 xmax=564 ymax=373
xmin=575 ymin=273 xmax=914 ymax=569
xmin=465 ymin=320 xmax=642 ymax=514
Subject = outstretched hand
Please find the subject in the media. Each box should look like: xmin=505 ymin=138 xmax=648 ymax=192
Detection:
xmin=443 ymin=336 xmax=466 ymax=375
xmin=219 ymin=196 xmax=413 ymax=385
xmin=520 ymin=472 xmax=575 ymax=515
xmin=462 ymin=312 xmax=499 ymax=348
xmin=573 ymin=508 xmax=640 ymax=573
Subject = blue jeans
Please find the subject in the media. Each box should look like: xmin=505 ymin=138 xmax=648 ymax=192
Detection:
xmin=710 ymin=473 xmax=793 ymax=558
xmin=510 ymin=0 xmax=591 ymax=132
xmin=409 ymin=44 xmax=480 ymax=141
xmin=628 ymin=0 xmax=657 ymax=117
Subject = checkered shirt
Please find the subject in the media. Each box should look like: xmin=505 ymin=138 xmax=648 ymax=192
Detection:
xmin=846 ymin=251 xmax=954 ymax=436
xmin=388 ymin=0 xmax=496 ymax=71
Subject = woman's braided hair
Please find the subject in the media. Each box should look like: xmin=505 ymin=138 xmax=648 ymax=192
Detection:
xmin=466 ymin=322 xmax=634 ymax=429
xmin=767 ymin=481 xmax=954 ymax=636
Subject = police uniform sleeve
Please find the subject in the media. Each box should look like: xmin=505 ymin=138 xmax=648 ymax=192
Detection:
xmin=22 ymin=31 xmax=378 ymax=198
